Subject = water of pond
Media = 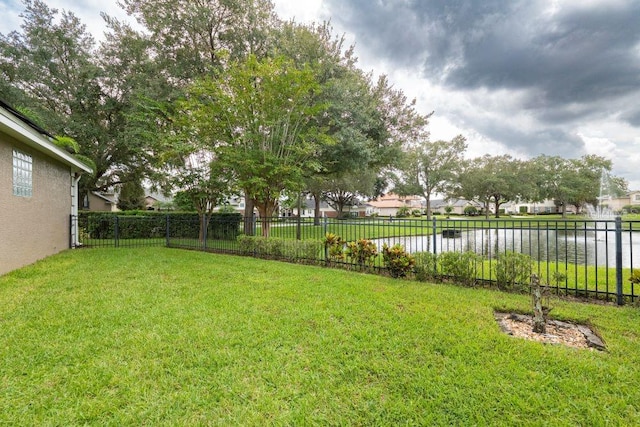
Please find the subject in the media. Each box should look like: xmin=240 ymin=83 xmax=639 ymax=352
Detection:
xmin=375 ymin=228 xmax=640 ymax=268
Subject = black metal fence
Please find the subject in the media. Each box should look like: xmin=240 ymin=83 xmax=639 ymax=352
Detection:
xmin=71 ymin=213 xmax=640 ymax=305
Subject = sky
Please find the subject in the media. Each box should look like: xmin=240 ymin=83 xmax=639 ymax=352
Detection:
xmin=1 ymin=0 xmax=639 ymax=189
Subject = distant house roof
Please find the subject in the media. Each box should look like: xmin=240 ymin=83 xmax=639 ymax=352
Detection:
xmin=368 ymin=200 xmax=407 ymax=209
xmin=369 ymin=193 xmax=424 ymax=209
xmin=91 ymin=191 xmax=116 ymax=204
xmin=145 ymin=189 xmax=172 ymax=204
xmin=0 ymin=98 xmax=92 ymax=174
xmin=431 ymin=199 xmax=481 ymax=209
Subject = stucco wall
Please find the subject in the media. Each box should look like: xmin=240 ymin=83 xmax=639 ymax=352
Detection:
xmin=0 ymin=135 xmax=71 ymax=276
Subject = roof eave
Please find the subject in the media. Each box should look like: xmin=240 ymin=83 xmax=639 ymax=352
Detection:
xmin=0 ymin=106 xmax=92 ymax=174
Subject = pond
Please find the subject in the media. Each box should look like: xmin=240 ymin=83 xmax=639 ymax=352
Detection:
xmin=375 ymin=228 xmax=640 ymax=268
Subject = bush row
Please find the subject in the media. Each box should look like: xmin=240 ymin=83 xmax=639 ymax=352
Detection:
xmin=78 ymin=211 xmax=242 ymax=240
xmin=414 ymin=250 xmax=533 ymax=290
xmin=237 ymin=235 xmax=323 ymax=261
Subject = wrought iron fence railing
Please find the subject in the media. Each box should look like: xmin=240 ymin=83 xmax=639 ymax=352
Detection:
xmin=71 ymin=213 xmax=640 ymax=305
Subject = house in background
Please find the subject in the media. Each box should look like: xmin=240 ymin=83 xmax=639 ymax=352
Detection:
xmin=602 ymin=191 xmax=640 ymax=212
xmin=0 ymin=99 xmax=92 ymax=276
xmin=144 ymin=189 xmax=173 ymax=211
xmin=369 ymin=193 xmax=424 ymax=217
xmin=431 ymin=199 xmax=483 ymax=215
xmin=503 ymin=199 xmax=561 ymax=215
xmin=82 ymin=191 xmax=118 ymax=212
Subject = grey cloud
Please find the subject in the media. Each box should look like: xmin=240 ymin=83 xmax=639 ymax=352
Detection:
xmin=329 ymin=0 xmax=640 ymax=106
xmin=467 ymin=117 xmax=586 ymax=158
xmin=622 ymin=110 xmax=640 ymax=127
xmin=326 ymin=0 xmax=640 ymax=163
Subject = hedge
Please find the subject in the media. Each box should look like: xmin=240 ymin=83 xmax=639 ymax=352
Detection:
xmin=78 ymin=211 xmax=242 ymax=240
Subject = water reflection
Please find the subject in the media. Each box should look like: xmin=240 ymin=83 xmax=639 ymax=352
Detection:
xmin=375 ymin=228 xmax=640 ymax=268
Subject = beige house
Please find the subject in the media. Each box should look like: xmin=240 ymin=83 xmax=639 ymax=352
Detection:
xmin=431 ymin=199 xmax=484 ymax=215
xmin=0 ymin=100 xmax=92 ymax=276
xmin=602 ymin=191 xmax=640 ymax=212
xmin=368 ymin=193 xmax=424 ymax=217
xmin=83 ymin=191 xmax=118 ymax=212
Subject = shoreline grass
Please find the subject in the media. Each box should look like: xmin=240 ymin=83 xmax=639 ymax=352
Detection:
xmin=2 ymin=248 xmax=639 ymax=424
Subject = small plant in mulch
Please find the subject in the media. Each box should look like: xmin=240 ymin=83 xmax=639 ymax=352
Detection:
xmin=494 ymin=273 xmax=606 ymax=351
xmin=530 ymin=273 xmax=551 ymax=334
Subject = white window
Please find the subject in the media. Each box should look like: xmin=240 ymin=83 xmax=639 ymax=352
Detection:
xmin=12 ymin=149 xmax=33 ymax=197
xmin=634 ymin=194 xmax=640 ymax=202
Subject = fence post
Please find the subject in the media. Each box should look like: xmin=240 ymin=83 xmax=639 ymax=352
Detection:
xmin=432 ymin=217 xmax=438 ymax=276
xmin=432 ymin=217 xmax=437 ymax=255
xmin=296 ymin=194 xmax=302 ymax=240
xmin=615 ymin=216 xmax=624 ymax=305
xmin=165 ymin=214 xmax=170 ymax=247
xmin=69 ymin=215 xmax=74 ymax=249
xmin=203 ymin=215 xmax=208 ymax=251
xmin=114 ymin=215 xmax=119 ymax=248
xmin=252 ymin=215 xmax=258 ymax=237
xmin=323 ymin=216 xmax=328 ymax=265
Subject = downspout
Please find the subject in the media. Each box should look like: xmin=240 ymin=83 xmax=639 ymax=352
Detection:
xmin=71 ymin=170 xmax=82 ymax=247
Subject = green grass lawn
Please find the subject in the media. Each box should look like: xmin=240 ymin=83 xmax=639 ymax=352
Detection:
xmin=2 ymin=248 xmax=639 ymax=425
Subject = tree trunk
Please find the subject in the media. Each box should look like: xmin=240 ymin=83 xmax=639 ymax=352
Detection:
xmin=195 ymin=197 xmax=208 ymax=244
xmin=336 ymin=200 xmax=345 ymax=218
xmin=313 ymin=192 xmax=321 ymax=226
xmin=198 ymin=213 xmax=206 ymax=243
xmin=243 ymin=195 xmax=255 ymax=236
xmin=256 ymin=199 xmax=278 ymax=237
xmin=425 ymin=195 xmax=431 ymax=221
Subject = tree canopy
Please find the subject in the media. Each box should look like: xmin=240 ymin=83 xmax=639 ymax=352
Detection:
xmin=0 ymin=0 xmax=629 ymax=224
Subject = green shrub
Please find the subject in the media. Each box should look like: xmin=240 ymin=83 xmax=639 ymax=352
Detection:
xmin=217 ymin=205 xmax=237 ymax=214
xmin=623 ymin=205 xmax=640 ymax=214
xmin=396 ymin=206 xmax=411 ymax=218
xmin=345 ymin=239 xmax=378 ymax=266
xmin=238 ymin=236 xmax=322 ymax=262
xmin=79 ymin=211 xmax=241 ymax=240
xmin=413 ymin=251 xmax=439 ymax=282
xmin=438 ymin=251 xmax=482 ymax=286
xmin=550 ymin=270 xmax=567 ymax=287
xmin=463 ymin=206 xmax=478 ymax=216
xmin=495 ymin=251 xmax=533 ymax=291
xmin=284 ymin=240 xmax=323 ymax=261
xmin=382 ymin=244 xmax=416 ymax=278
xmin=265 ymin=238 xmax=285 ymax=258
xmin=411 ymin=209 xmax=422 ymax=217
xmin=238 ymin=235 xmax=258 ymax=255
xmin=519 ymin=206 xmax=529 ymax=214
xmin=324 ymin=233 xmax=345 ymax=261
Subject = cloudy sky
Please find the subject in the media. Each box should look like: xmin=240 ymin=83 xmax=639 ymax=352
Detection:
xmin=2 ymin=0 xmax=639 ymax=188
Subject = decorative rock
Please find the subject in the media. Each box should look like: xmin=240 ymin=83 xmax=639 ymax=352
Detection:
xmin=577 ymin=325 xmax=607 ymax=351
